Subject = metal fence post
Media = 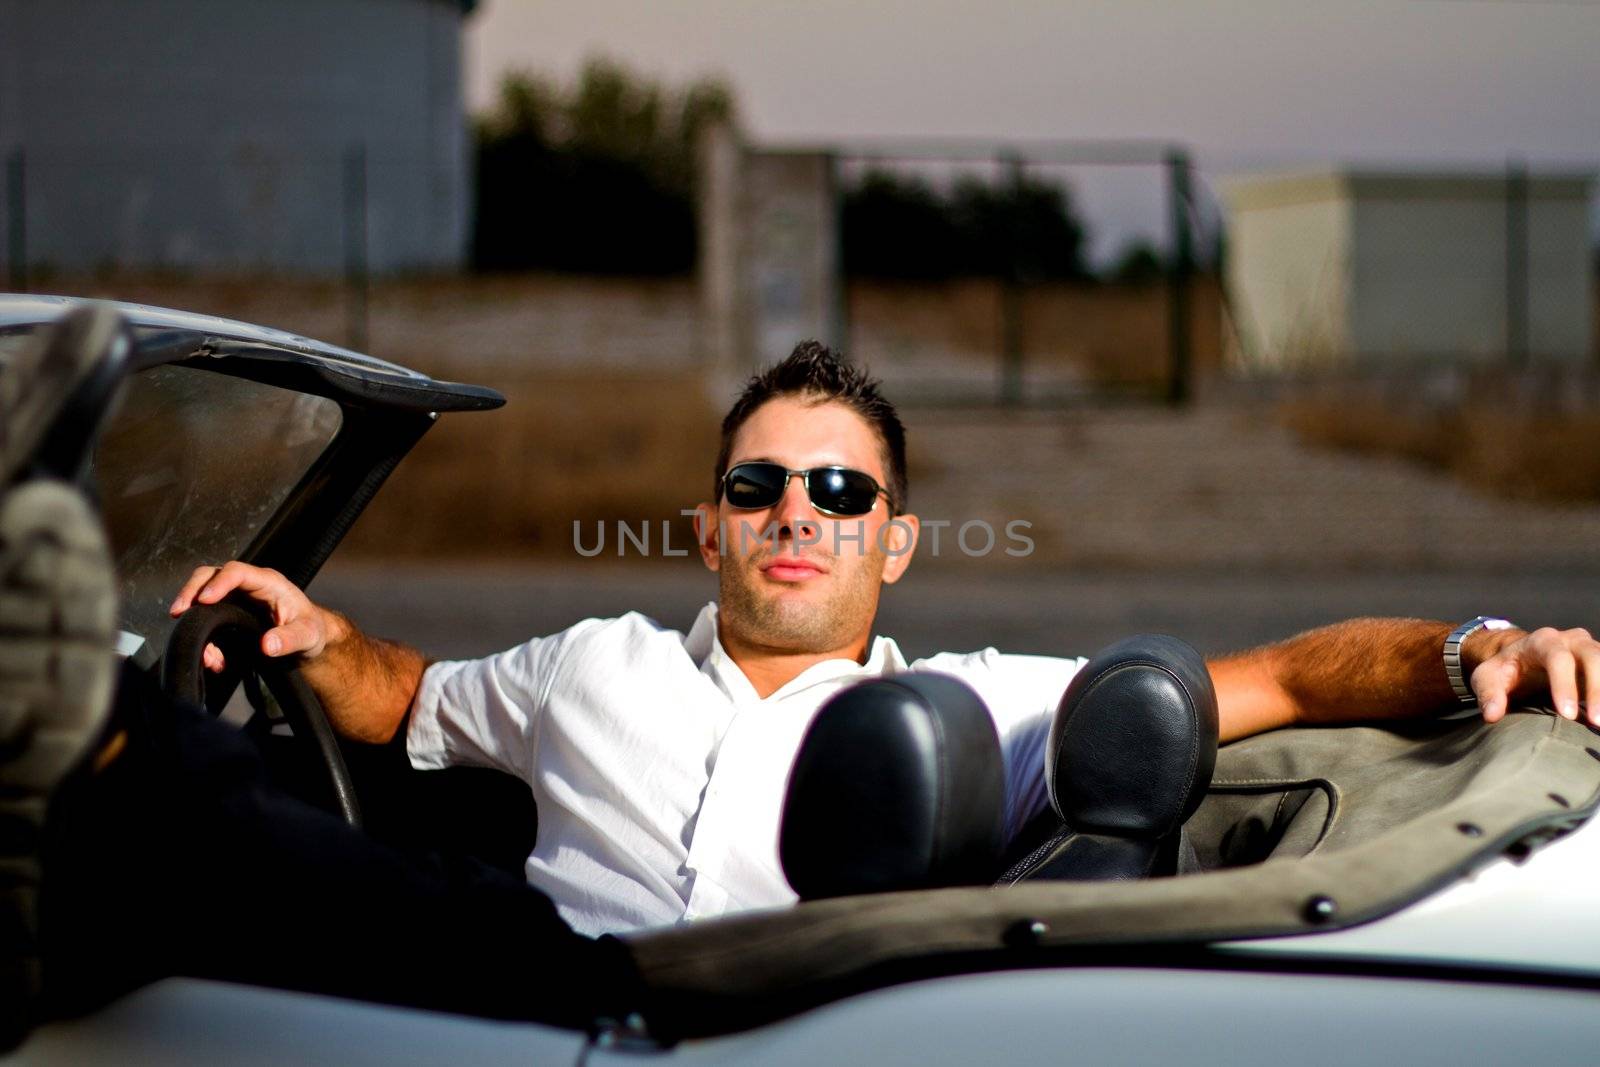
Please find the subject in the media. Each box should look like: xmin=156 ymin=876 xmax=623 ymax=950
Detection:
xmin=1505 ymin=156 xmax=1529 ymax=366
xmin=827 ymin=151 xmax=849 ymax=353
xmin=999 ymin=151 xmax=1026 ymax=407
xmin=7 ymin=149 xmax=25 ymax=293
xmin=344 ymin=142 xmax=369 ymax=352
xmin=1165 ymin=148 xmax=1193 ymax=406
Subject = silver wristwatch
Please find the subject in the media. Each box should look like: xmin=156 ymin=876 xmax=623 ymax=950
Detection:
xmin=1443 ymin=616 xmax=1514 ymax=704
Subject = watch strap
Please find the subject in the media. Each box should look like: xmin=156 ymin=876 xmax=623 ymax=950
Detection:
xmin=1443 ymin=616 xmax=1514 ymax=705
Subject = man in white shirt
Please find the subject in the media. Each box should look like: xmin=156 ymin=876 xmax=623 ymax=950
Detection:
xmin=170 ymin=341 xmax=1600 ymax=936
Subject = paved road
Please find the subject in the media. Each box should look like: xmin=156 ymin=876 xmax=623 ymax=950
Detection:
xmin=315 ymin=558 xmax=1599 ymax=663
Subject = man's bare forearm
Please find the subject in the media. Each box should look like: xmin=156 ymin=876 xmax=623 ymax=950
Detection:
xmin=1208 ymin=617 xmax=1519 ymax=742
xmin=300 ymin=609 xmax=427 ymax=744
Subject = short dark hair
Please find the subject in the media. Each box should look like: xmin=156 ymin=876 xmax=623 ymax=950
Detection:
xmin=714 ymin=341 xmax=907 ymax=514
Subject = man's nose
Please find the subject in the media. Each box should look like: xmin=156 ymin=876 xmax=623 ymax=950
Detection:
xmin=776 ymin=473 xmax=820 ymax=535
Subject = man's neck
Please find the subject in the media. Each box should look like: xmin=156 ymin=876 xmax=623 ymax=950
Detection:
xmin=716 ymin=620 xmax=871 ymax=699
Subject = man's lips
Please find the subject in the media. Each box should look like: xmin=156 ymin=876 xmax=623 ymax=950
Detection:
xmin=758 ymin=557 xmax=829 ymax=581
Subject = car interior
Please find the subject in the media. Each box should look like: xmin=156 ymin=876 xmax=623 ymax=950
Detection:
xmin=1 ymin=304 xmax=541 ymax=878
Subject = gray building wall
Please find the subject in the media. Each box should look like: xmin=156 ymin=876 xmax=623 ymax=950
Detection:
xmin=1349 ymin=176 xmax=1593 ymax=360
xmin=0 ymin=0 xmax=469 ymax=276
xmin=1226 ymin=170 xmax=1594 ymax=367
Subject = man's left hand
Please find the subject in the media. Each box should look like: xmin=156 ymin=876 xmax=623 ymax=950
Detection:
xmin=1470 ymin=626 xmax=1600 ymax=727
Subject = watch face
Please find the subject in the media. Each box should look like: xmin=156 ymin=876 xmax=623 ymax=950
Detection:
xmin=1453 ymin=617 xmax=1513 ymax=642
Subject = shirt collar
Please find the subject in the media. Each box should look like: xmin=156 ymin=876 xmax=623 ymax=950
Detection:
xmin=686 ymin=601 xmax=907 ymax=704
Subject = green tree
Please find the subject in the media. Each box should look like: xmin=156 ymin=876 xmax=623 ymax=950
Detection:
xmin=473 ymin=58 xmax=736 ymax=275
xmin=841 ymin=171 xmax=963 ymax=279
xmin=842 ymin=168 xmax=1091 ymax=281
xmin=949 ymin=175 xmax=1089 ymax=281
xmin=1106 ymin=240 xmax=1165 ymax=285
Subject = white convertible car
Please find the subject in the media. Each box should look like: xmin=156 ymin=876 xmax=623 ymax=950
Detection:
xmin=5 ymin=296 xmax=1598 ymax=1066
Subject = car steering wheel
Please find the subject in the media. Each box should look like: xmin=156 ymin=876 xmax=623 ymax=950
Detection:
xmin=160 ymin=598 xmax=363 ymax=828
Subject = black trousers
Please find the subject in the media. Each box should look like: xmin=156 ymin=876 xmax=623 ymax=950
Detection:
xmin=38 ymin=664 xmax=644 ymax=1029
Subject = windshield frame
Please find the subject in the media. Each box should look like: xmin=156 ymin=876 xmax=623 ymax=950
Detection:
xmin=1 ymin=296 xmax=505 ymax=666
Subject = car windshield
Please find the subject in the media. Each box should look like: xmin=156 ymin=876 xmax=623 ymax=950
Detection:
xmin=89 ymin=363 xmax=343 ymax=660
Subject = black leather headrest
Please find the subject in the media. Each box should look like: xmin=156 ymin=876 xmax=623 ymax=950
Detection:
xmin=780 ymin=674 xmax=1004 ymax=900
xmin=1047 ymin=634 xmax=1218 ymax=839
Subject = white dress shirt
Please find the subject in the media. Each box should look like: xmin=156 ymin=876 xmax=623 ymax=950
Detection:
xmin=407 ymin=602 xmax=1085 ymax=936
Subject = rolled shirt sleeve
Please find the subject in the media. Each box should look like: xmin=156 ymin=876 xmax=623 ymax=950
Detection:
xmin=406 ymin=624 xmax=585 ymax=782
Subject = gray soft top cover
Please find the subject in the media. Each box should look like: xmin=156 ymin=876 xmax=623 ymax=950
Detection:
xmin=626 ymin=711 xmax=1599 ymax=1033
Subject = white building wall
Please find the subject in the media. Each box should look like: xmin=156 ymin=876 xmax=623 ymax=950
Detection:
xmin=0 ymin=0 xmax=469 ymax=275
xmin=1225 ymin=176 xmax=1351 ymax=367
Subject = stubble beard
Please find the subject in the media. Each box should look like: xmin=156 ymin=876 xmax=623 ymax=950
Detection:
xmin=717 ymin=547 xmax=883 ymax=654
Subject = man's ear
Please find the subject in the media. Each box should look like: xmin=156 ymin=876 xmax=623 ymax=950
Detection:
xmin=692 ymin=502 xmax=721 ymax=572
xmin=880 ymin=513 xmax=919 ymax=585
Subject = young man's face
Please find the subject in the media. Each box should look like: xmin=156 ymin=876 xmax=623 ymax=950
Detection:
xmin=696 ymin=395 xmax=918 ymax=656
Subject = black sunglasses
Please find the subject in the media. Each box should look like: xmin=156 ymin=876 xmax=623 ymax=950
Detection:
xmin=720 ymin=462 xmax=892 ymax=517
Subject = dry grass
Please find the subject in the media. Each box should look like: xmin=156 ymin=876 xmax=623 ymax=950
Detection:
xmin=1278 ymin=369 xmax=1600 ymax=504
xmin=341 ymin=369 xmax=720 ymax=559
xmin=43 ymin=269 xmax=1240 ymax=559
xmin=340 ymin=367 xmax=958 ymax=560
xmin=846 ymin=276 xmax=1226 ymax=389
xmin=44 ymin=269 xmax=1231 ymax=392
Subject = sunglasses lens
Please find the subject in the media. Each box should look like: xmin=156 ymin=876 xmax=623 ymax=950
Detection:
xmin=811 ymin=468 xmax=879 ymax=516
xmin=724 ymin=463 xmax=884 ymax=515
xmin=724 ymin=463 xmax=786 ymax=508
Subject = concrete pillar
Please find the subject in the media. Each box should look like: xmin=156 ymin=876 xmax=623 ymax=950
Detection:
xmin=697 ymin=122 xmax=744 ymax=378
xmin=698 ymin=124 xmax=840 ymax=382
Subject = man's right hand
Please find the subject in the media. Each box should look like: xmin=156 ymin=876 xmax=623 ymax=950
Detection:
xmin=168 ymin=561 xmax=424 ymax=744
xmin=169 ymin=562 xmax=344 ymax=673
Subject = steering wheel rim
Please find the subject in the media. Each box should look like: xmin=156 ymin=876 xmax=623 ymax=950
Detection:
xmin=160 ymin=597 xmax=363 ymax=828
